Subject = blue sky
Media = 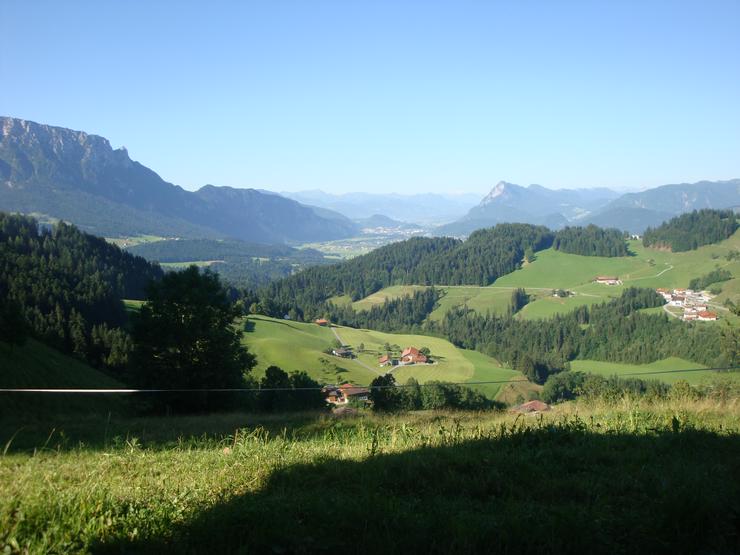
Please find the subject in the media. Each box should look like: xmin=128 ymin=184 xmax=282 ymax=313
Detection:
xmin=2 ymin=0 xmax=739 ymax=194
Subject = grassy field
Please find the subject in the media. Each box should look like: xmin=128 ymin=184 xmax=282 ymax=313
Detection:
xmin=1 ymin=400 xmax=738 ymax=553
xmin=105 ymin=235 xmax=166 ymax=248
xmin=243 ymin=316 xmax=519 ymax=397
xmin=0 ymin=339 xmax=125 ymax=417
xmin=352 ymin=230 xmax=740 ymax=321
xmin=159 ymin=260 xmax=223 ymax=269
xmin=570 ymin=357 xmax=740 ymax=385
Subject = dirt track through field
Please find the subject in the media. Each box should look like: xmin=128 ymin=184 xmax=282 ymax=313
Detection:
xmin=331 ymin=326 xmax=383 ymax=376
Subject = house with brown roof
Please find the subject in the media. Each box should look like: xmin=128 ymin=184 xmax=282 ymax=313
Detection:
xmin=378 ymin=354 xmax=396 ymax=367
xmin=324 ymin=384 xmax=370 ymax=405
xmin=400 ymin=347 xmax=427 ymax=365
xmin=696 ymin=311 xmax=718 ymax=321
xmin=315 ymin=318 xmax=329 ymax=326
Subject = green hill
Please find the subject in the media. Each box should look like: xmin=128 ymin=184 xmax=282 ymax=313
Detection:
xmin=0 ymin=339 xmax=125 ymax=417
xmin=352 ymin=230 xmax=740 ymax=321
xmin=569 ymin=357 xmax=738 ymax=386
xmin=243 ymin=315 xmax=519 ymax=398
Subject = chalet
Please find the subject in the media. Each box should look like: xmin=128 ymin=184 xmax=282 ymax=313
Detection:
xmin=332 ymin=347 xmax=352 ymax=358
xmin=400 ymin=347 xmax=427 ymax=365
xmin=378 ymin=354 xmax=397 ymax=367
xmin=656 ymin=288 xmax=671 ymax=300
xmin=595 ymin=276 xmax=622 ymax=286
xmin=315 ymin=318 xmax=329 ymax=326
xmin=669 ymin=295 xmax=685 ymax=307
xmin=697 ymin=311 xmax=718 ymax=321
xmin=324 ymin=384 xmax=370 ymax=405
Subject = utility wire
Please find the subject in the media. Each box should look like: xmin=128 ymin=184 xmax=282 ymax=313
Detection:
xmin=0 ymin=366 xmax=737 ymax=394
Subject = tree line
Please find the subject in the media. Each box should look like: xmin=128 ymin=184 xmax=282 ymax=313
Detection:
xmin=688 ymin=268 xmax=732 ymax=291
xmin=553 ymin=225 xmax=629 ymax=257
xmin=261 ymin=224 xmax=554 ymax=319
xmin=0 ymin=213 xmax=162 ymax=370
xmin=643 ymin=209 xmax=738 ymax=252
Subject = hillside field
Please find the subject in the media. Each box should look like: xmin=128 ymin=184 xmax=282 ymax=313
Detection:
xmin=243 ymin=315 xmax=520 ymax=398
xmin=352 ymin=230 xmax=740 ymax=321
xmin=570 ymin=357 xmax=740 ymax=385
xmin=0 ymin=339 xmax=125 ymax=417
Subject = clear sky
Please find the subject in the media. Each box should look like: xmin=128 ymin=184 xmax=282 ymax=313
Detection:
xmin=2 ymin=0 xmax=739 ymax=195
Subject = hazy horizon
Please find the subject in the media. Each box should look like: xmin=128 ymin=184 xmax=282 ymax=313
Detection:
xmin=3 ymin=1 xmax=739 ymax=195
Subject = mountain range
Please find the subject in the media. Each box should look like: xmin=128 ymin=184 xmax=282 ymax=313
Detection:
xmin=438 ymin=179 xmax=740 ymax=236
xmin=2 ymin=117 xmax=738 ymax=243
xmin=284 ymin=190 xmax=480 ymax=225
xmin=0 ymin=117 xmax=359 ymax=243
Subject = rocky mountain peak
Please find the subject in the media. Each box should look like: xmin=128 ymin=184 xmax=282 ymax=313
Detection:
xmin=480 ymin=181 xmax=515 ymax=205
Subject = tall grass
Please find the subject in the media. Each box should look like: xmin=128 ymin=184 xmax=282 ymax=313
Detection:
xmin=1 ymin=400 xmax=739 ymax=553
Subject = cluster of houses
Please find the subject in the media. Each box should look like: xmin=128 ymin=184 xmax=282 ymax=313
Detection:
xmin=378 ymin=346 xmax=429 ymax=367
xmin=656 ymin=288 xmax=718 ymax=321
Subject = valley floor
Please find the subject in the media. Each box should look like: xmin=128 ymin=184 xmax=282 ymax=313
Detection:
xmin=1 ymin=399 xmax=739 ymax=554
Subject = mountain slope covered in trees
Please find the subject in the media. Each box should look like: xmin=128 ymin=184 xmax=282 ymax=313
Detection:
xmin=642 ymin=209 xmax=738 ymax=252
xmin=0 ymin=212 xmax=162 ymax=370
xmin=262 ymin=224 xmax=555 ymax=316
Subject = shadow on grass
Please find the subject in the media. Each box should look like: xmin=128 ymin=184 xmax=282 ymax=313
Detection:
xmin=95 ymin=426 xmax=740 ymax=554
xmin=0 ymin=407 xmax=334 ymax=453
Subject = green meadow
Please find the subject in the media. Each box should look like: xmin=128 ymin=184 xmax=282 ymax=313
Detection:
xmin=570 ymin=357 xmax=740 ymax=385
xmin=0 ymin=339 xmax=125 ymax=417
xmin=351 ymin=230 xmax=740 ymax=321
xmin=243 ymin=315 xmax=519 ymax=397
xmin=1 ymin=402 xmax=739 ymax=554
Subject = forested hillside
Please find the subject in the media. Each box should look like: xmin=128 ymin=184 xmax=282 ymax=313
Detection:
xmin=0 ymin=213 xmax=162 ymax=369
xmin=263 ymin=224 xmax=554 ymax=315
xmin=553 ymin=225 xmax=629 ymax=257
xmin=643 ymin=209 xmax=738 ymax=252
xmin=439 ymin=288 xmax=725 ymax=376
xmin=128 ymin=238 xmax=328 ymax=289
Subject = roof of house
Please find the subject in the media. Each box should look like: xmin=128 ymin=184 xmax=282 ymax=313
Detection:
xmin=378 ymin=355 xmax=391 ymax=363
xmin=656 ymin=288 xmax=669 ymax=293
xmin=402 ymin=347 xmax=420 ymax=357
xmin=338 ymin=384 xmax=370 ymax=396
xmin=698 ymin=311 xmax=718 ymax=319
xmin=596 ymin=276 xmax=618 ymax=280
xmin=315 ymin=318 xmax=329 ymax=324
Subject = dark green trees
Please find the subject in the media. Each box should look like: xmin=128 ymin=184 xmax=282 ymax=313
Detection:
xmin=643 ymin=209 xmax=738 ymax=252
xmin=131 ymin=267 xmax=255 ymax=409
xmin=553 ymin=225 xmax=629 ymax=257
xmin=259 ymin=366 xmax=325 ymax=412
xmin=509 ymin=288 xmax=529 ymax=315
xmin=0 ymin=212 xmax=162 ymax=368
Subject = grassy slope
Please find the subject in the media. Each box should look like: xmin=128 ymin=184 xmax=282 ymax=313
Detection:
xmin=243 ymin=316 xmax=518 ymax=397
xmin=352 ymin=230 xmax=740 ymax=321
xmin=570 ymin=357 xmax=740 ymax=385
xmin=1 ymin=404 xmax=738 ymax=554
xmin=0 ymin=339 xmax=125 ymax=416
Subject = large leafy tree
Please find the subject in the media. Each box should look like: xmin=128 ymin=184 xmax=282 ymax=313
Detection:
xmin=131 ymin=267 xmax=255 ymax=407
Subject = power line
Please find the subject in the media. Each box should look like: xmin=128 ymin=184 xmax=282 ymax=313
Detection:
xmin=0 ymin=366 xmax=737 ymax=394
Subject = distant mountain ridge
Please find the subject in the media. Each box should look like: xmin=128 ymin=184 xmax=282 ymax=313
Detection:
xmin=284 ymin=190 xmax=480 ymax=225
xmin=0 ymin=117 xmax=358 ymax=243
xmin=437 ymin=179 xmax=740 ymax=236
xmin=436 ymin=181 xmax=619 ymax=236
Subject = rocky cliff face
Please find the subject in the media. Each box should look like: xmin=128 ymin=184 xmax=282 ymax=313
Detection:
xmin=0 ymin=116 xmax=358 ymax=243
